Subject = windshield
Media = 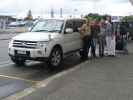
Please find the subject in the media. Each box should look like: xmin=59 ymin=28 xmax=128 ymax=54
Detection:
xmin=31 ymin=19 xmax=64 ymax=33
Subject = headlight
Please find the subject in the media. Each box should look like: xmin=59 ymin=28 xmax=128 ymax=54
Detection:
xmin=37 ymin=41 xmax=49 ymax=48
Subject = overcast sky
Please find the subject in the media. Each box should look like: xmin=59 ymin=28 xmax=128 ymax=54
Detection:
xmin=0 ymin=0 xmax=133 ymax=18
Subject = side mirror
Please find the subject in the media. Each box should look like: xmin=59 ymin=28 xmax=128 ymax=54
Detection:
xmin=65 ymin=28 xmax=73 ymax=33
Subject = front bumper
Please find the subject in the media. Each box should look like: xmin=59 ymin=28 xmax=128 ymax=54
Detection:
xmin=8 ymin=47 xmax=50 ymax=61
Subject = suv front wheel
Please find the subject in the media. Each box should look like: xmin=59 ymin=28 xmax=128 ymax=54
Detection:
xmin=48 ymin=47 xmax=63 ymax=69
xmin=11 ymin=57 xmax=25 ymax=66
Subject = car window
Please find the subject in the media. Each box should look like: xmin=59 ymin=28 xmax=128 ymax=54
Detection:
xmin=64 ymin=19 xmax=85 ymax=34
xmin=65 ymin=20 xmax=73 ymax=28
xmin=64 ymin=20 xmax=74 ymax=34
xmin=73 ymin=20 xmax=85 ymax=32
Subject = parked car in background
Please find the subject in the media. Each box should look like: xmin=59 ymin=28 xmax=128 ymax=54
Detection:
xmin=112 ymin=21 xmax=133 ymax=40
xmin=8 ymin=21 xmax=34 ymax=28
xmin=8 ymin=21 xmax=26 ymax=27
xmin=127 ymin=22 xmax=133 ymax=40
xmin=8 ymin=18 xmax=85 ymax=69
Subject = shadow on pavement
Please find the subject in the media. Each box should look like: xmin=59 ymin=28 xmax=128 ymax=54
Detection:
xmin=6 ymin=54 xmax=85 ymax=82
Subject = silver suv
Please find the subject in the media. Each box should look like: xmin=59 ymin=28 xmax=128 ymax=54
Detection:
xmin=8 ymin=18 xmax=85 ymax=68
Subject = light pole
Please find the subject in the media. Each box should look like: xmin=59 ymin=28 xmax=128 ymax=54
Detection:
xmin=51 ymin=8 xmax=54 ymax=18
xmin=93 ymin=0 xmax=97 ymax=13
xmin=74 ymin=9 xmax=78 ymax=17
xmin=92 ymin=0 xmax=100 ymax=13
xmin=60 ymin=8 xmax=63 ymax=18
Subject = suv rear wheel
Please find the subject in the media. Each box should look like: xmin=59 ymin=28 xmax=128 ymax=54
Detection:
xmin=48 ymin=47 xmax=63 ymax=69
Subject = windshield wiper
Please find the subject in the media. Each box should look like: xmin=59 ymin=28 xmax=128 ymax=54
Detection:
xmin=33 ymin=30 xmax=49 ymax=32
xmin=48 ymin=30 xmax=60 ymax=32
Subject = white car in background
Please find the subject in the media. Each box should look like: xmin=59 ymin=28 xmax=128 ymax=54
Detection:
xmin=8 ymin=18 xmax=85 ymax=69
xmin=8 ymin=21 xmax=26 ymax=27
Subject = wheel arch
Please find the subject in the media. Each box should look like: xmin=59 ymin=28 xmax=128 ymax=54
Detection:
xmin=51 ymin=44 xmax=63 ymax=55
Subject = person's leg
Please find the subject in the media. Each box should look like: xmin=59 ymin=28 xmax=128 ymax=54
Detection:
xmin=101 ymin=37 xmax=105 ymax=56
xmin=87 ymin=37 xmax=92 ymax=57
xmin=106 ymin=36 xmax=109 ymax=55
xmin=99 ymin=37 xmax=102 ymax=57
xmin=110 ymin=36 xmax=116 ymax=56
xmin=123 ymin=37 xmax=128 ymax=54
xmin=82 ymin=37 xmax=88 ymax=58
xmin=112 ymin=36 xmax=116 ymax=56
xmin=91 ymin=39 xmax=96 ymax=57
xmin=93 ymin=38 xmax=97 ymax=49
xmin=106 ymin=36 xmax=112 ymax=56
xmin=83 ymin=36 xmax=90 ymax=59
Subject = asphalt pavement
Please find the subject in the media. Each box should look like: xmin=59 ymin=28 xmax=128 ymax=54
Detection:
xmin=18 ymin=43 xmax=133 ymax=100
xmin=0 ymin=77 xmax=33 ymax=100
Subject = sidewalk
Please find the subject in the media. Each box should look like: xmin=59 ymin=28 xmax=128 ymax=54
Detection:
xmin=15 ymin=43 xmax=133 ymax=100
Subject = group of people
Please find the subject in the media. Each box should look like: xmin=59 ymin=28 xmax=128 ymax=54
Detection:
xmin=80 ymin=16 xmax=116 ymax=59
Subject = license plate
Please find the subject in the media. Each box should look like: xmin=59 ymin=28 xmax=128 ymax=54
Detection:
xmin=17 ymin=50 xmax=26 ymax=54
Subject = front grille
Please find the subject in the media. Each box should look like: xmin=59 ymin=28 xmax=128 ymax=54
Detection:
xmin=13 ymin=40 xmax=37 ymax=49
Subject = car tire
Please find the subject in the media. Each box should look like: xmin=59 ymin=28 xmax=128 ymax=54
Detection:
xmin=131 ymin=36 xmax=133 ymax=40
xmin=47 ymin=47 xmax=63 ymax=70
xmin=11 ymin=57 xmax=25 ymax=66
xmin=79 ymin=49 xmax=84 ymax=58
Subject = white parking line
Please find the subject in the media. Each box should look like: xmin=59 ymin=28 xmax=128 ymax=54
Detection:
xmin=0 ymin=61 xmax=38 ymax=68
xmin=3 ymin=60 xmax=88 ymax=100
xmin=0 ymin=62 xmax=13 ymax=68
xmin=0 ymin=60 xmax=11 ymax=65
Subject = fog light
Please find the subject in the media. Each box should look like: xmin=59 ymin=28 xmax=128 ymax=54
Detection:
xmin=37 ymin=50 xmax=42 ymax=55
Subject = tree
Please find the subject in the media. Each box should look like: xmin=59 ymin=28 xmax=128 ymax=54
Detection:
xmin=122 ymin=16 xmax=133 ymax=22
xmin=85 ymin=13 xmax=108 ymax=21
xmin=25 ymin=10 xmax=33 ymax=20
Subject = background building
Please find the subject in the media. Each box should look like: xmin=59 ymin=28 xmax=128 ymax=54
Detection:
xmin=0 ymin=15 xmax=16 ymax=29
